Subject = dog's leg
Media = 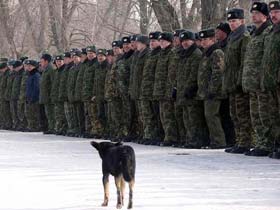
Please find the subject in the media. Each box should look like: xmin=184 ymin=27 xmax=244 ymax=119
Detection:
xmin=127 ymin=179 xmax=135 ymax=209
xmin=102 ymin=174 xmax=109 ymax=206
xmin=120 ymin=176 xmax=126 ymax=206
xmin=114 ymin=175 xmax=123 ymax=209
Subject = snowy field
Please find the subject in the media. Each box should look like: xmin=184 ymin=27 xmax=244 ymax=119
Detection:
xmin=0 ymin=130 xmax=280 ymax=210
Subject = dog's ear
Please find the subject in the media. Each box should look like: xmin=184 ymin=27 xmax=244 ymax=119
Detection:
xmin=90 ymin=141 xmax=100 ymax=151
xmin=115 ymin=141 xmax=123 ymax=146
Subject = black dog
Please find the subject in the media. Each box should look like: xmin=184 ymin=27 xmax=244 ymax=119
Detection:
xmin=90 ymin=141 xmax=136 ymax=209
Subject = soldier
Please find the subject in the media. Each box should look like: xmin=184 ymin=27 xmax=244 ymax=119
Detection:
xmin=25 ymin=60 xmax=41 ymax=132
xmin=5 ymin=60 xmax=15 ymax=130
xmin=223 ymin=8 xmax=252 ymax=154
xmin=11 ymin=60 xmax=24 ymax=130
xmin=195 ymin=33 xmax=203 ymax=51
xmin=59 ymin=52 xmax=74 ymax=136
xmin=241 ymin=2 xmax=274 ymax=156
xmin=260 ymin=1 xmax=280 ymax=159
xmin=140 ymin=31 xmax=163 ymax=145
xmin=51 ymin=55 xmax=67 ymax=135
xmin=39 ymin=53 xmax=55 ymax=134
xmin=197 ymin=29 xmax=226 ymax=148
xmin=215 ymin=22 xmax=236 ymax=147
xmin=82 ymin=46 xmax=98 ymax=137
xmin=92 ymin=49 xmax=110 ymax=136
xmin=153 ymin=32 xmax=178 ymax=146
xmin=106 ymin=49 xmax=114 ymax=65
xmin=130 ymin=35 xmax=150 ymax=142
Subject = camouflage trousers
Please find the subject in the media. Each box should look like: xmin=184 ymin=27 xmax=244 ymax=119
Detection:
xmin=204 ymin=100 xmax=226 ymax=147
xmin=159 ymin=100 xmax=178 ymax=142
xmin=0 ymin=101 xmax=12 ymax=129
xmin=175 ymin=104 xmax=186 ymax=142
xmin=251 ymin=91 xmax=280 ymax=151
xmin=10 ymin=100 xmax=20 ymax=129
xmin=25 ymin=102 xmax=41 ymax=131
xmin=183 ymin=100 xmax=209 ymax=147
xmin=74 ymin=102 xmax=85 ymax=135
xmin=140 ymin=100 xmax=160 ymax=140
xmin=88 ymin=101 xmax=102 ymax=135
xmin=64 ymin=102 xmax=78 ymax=134
xmin=44 ymin=104 xmax=55 ymax=132
xmin=107 ymin=99 xmax=123 ymax=138
xmin=129 ymin=99 xmax=141 ymax=138
xmin=17 ymin=102 xmax=27 ymax=130
xmin=121 ymin=95 xmax=132 ymax=137
xmin=83 ymin=102 xmax=92 ymax=135
xmin=54 ymin=102 xmax=67 ymax=133
xmin=95 ymin=101 xmax=107 ymax=135
xmin=229 ymin=91 xmax=252 ymax=148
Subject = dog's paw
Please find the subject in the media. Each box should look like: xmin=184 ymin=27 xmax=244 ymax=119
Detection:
xmin=116 ymin=203 xmax=122 ymax=209
xmin=127 ymin=202 xmax=133 ymax=209
xmin=101 ymin=201 xmax=108 ymax=207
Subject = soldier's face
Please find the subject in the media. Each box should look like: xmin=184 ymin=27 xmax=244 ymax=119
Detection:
xmin=181 ymin=39 xmax=194 ymax=49
xmin=97 ymin=54 xmax=106 ymax=63
xmin=113 ymin=47 xmax=123 ymax=56
xmin=123 ymin=43 xmax=131 ymax=53
xmin=64 ymin=57 xmax=72 ymax=65
xmin=73 ymin=56 xmax=81 ymax=64
xmin=81 ymin=54 xmax=87 ymax=62
xmin=106 ymin=55 xmax=114 ymax=64
xmin=87 ymin=52 xmax=96 ymax=60
xmin=55 ymin=60 xmax=64 ymax=68
xmin=160 ymin=40 xmax=172 ymax=49
xmin=136 ymin=41 xmax=147 ymax=51
xmin=150 ymin=39 xmax=160 ymax=49
xmin=173 ymin=37 xmax=181 ymax=47
xmin=201 ymin=37 xmax=215 ymax=48
xmin=215 ymin=29 xmax=227 ymax=42
xmin=228 ymin=19 xmax=243 ymax=31
xmin=26 ymin=64 xmax=34 ymax=71
xmin=270 ymin=10 xmax=280 ymax=24
xmin=195 ymin=40 xmax=201 ymax=47
xmin=40 ymin=59 xmax=48 ymax=69
xmin=251 ymin=11 xmax=267 ymax=25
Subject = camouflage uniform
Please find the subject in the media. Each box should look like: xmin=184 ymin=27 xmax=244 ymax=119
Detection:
xmin=223 ymin=25 xmax=252 ymax=149
xmin=11 ymin=68 xmax=24 ymax=130
xmin=51 ymin=64 xmax=67 ymax=134
xmin=0 ymin=69 xmax=12 ymax=129
xmin=260 ymin=23 xmax=280 ymax=150
xmin=242 ymin=20 xmax=274 ymax=152
xmin=4 ymin=70 xmax=14 ymax=129
xmin=140 ymin=46 xmax=162 ymax=141
xmin=39 ymin=64 xmax=55 ymax=132
xmin=153 ymin=45 xmax=178 ymax=143
xmin=198 ymin=43 xmax=226 ymax=147
xmin=17 ymin=70 xmax=28 ymax=130
xmin=176 ymin=44 xmax=208 ymax=148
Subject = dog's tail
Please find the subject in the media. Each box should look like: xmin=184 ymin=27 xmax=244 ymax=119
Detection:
xmin=121 ymin=146 xmax=136 ymax=182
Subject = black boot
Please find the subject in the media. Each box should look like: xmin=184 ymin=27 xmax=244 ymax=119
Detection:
xmin=244 ymin=148 xmax=270 ymax=156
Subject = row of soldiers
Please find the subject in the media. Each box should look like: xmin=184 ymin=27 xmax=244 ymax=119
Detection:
xmin=0 ymin=1 xmax=280 ymax=159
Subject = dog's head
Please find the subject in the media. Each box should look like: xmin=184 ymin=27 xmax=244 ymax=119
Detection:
xmin=90 ymin=141 xmax=123 ymax=159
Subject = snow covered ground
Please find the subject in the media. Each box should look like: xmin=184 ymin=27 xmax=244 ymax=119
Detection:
xmin=0 ymin=130 xmax=280 ymax=210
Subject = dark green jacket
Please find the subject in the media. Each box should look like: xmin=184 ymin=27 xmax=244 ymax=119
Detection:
xmin=82 ymin=58 xmax=97 ymax=102
xmin=75 ymin=59 xmax=89 ymax=102
xmin=51 ymin=64 xmax=65 ymax=104
xmin=67 ymin=63 xmax=80 ymax=103
xmin=11 ymin=68 xmax=24 ymax=100
xmin=39 ymin=64 xmax=54 ymax=104
xmin=0 ymin=70 xmax=9 ymax=101
xmin=18 ymin=70 xmax=28 ymax=103
xmin=5 ymin=70 xmax=16 ymax=101
xmin=58 ymin=62 xmax=73 ymax=102
xmin=93 ymin=60 xmax=110 ymax=102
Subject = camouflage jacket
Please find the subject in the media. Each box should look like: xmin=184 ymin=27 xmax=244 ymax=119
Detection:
xmin=118 ymin=50 xmax=134 ymax=95
xmin=223 ymin=25 xmax=250 ymax=93
xmin=67 ymin=63 xmax=80 ymax=103
xmin=261 ymin=23 xmax=280 ymax=91
xmin=130 ymin=47 xmax=150 ymax=100
xmin=74 ymin=59 xmax=89 ymax=102
xmin=39 ymin=64 xmax=54 ymax=104
xmin=50 ymin=64 xmax=65 ymax=104
xmin=176 ymin=44 xmax=202 ymax=105
xmin=58 ymin=62 xmax=73 ymax=102
xmin=0 ymin=70 xmax=9 ymax=101
xmin=140 ymin=46 xmax=161 ymax=100
xmin=92 ymin=60 xmax=110 ymax=102
xmin=128 ymin=51 xmax=139 ymax=97
xmin=197 ymin=43 xmax=226 ymax=100
xmin=82 ymin=58 xmax=97 ymax=102
xmin=11 ymin=68 xmax=24 ymax=101
xmin=5 ymin=70 xmax=16 ymax=101
xmin=18 ymin=70 xmax=28 ymax=103
xmin=242 ymin=21 xmax=272 ymax=92
xmin=153 ymin=45 xmax=176 ymax=100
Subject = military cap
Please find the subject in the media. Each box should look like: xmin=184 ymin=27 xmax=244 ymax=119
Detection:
xmin=179 ymin=30 xmax=196 ymax=41
xmin=106 ymin=49 xmax=114 ymax=56
xmin=72 ymin=50 xmax=82 ymax=57
xmin=135 ymin=35 xmax=149 ymax=45
xmin=149 ymin=31 xmax=161 ymax=40
xmin=70 ymin=48 xmax=79 ymax=53
xmin=112 ymin=40 xmax=123 ymax=48
xmin=173 ymin=29 xmax=186 ymax=37
xmin=199 ymin=28 xmax=215 ymax=39
xmin=7 ymin=60 xmax=16 ymax=66
xmin=54 ymin=55 xmax=64 ymax=61
xmin=24 ymin=59 xmax=39 ymax=67
xmin=12 ymin=60 xmax=23 ymax=68
xmin=41 ymin=53 xmax=52 ymax=62
xmin=130 ymin=34 xmax=139 ymax=42
xmin=227 ymin=8 xmax=245 ymax=20
xmin=64 ymin=52 xmax=71 ymax=58
xmin=122 ymin=36 xmax=131 ymax=44
xmin=251 ymin=2 xmax=269 ymax=16
xmin=97 ymin=49 xmax=107 ymax=56
xmin=0 ymin=58 xmax=8 ymax=63
xmin=216 ymin=22 xmax=231 ymax=35
xmin=81 ymin=48 xmax=87 ymax=55
xmin=19 ymin=56 xmax=28 ymax=63
xmin=86 ymin=46 xmax=96 ymax=53
xmin=269 ymin=1 xmax=280 ymax=10
xmin=158 ymin=32 xmax=174 ymax=42
xmin=0 ymin=62 xmax=7 ymax=69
